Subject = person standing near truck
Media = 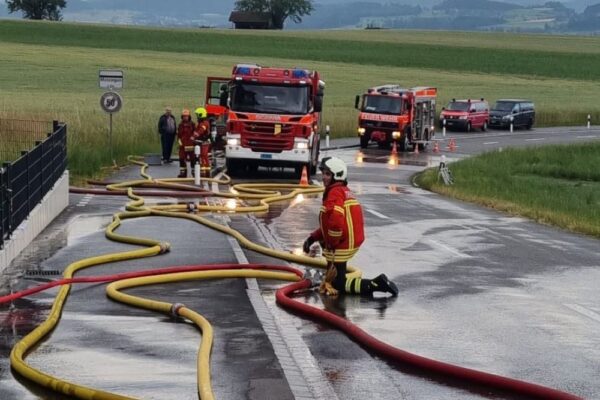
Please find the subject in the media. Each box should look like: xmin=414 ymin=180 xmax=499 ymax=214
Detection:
xmin=303 ymin=157 xmax=399 ymax=297
xmin=157 ymin=107 xmax=177 ymax=163
xmin=176 ymin=109 xmax=196 ymax=178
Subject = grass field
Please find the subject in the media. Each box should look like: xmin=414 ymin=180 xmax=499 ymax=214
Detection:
xmin=1 ymin=20 xmax=600 ymax=178
xmin=416 ymin=143 xmax=600 ymax=238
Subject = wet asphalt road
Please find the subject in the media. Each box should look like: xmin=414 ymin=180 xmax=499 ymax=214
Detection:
xmin=1 ymin=127 xmax=599 ymax=399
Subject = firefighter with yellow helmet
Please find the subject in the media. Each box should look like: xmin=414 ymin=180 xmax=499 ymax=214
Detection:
xmin=194 ymin=107 xmax=212 ymax=172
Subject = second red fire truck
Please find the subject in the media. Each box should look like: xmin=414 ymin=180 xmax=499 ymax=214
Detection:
xmin=355 ymin=85 xmax=437 ymax=151
xmin=205 ymin=64 xmax=324 ymax=177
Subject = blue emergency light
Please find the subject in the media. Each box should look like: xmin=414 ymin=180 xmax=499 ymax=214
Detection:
xmin=292 ymin=69 xmax=307 ymax=78
xmin=236 ymin=67 xmax=251 ymax=75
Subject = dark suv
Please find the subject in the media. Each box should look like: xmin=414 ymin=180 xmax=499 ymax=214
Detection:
xmin=489 ymin=99 xmax=535 ymax=129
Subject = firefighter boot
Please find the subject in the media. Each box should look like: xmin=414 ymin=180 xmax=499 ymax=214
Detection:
xmin=178 ymin=168 xmax=187 ymax=178
xmin=371 ymin=274 xmax=399 ymax=296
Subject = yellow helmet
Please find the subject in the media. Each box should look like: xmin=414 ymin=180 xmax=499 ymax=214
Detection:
xmin=194 ymin=107 xmax=207 ymax=119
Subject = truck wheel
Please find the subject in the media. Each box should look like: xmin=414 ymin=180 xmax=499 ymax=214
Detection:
xmin=399 ymin=134 xmax=408 ymax=152
xmin=310 ymin=139 xmax=320 ymax=175
xmin=226 ymin=159 xmax=239 ymax=177
xmin=359 ymin=133 xmax=370 ymax=148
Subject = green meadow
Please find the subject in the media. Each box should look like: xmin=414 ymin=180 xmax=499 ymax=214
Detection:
xmin=1 ymin=20 xmax=600 ymax=178
xmin=416 ymin=143 xmax=600 ymax=238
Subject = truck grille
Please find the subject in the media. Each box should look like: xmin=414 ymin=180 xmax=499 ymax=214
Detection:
xmin=242 ymin=121 xmax=293 ymax=135
xmin=363 ymin=121 xmax=397 ymax=130
xmin=242 ymin=134 xmax=294 ymax=153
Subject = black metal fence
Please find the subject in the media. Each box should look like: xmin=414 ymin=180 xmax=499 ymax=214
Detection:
xmin=1 ymin=120 xmax=67 ymax=249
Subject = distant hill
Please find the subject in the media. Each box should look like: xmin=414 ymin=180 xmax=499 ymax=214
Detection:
xmin=434 ymin=0 xmax=522 ymax=12
xmin=1 ymin=0 xmax=599 ymax=32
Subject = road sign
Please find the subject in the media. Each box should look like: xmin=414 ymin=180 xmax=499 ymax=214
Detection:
xmin=99 ymin=69 xmax=124 ymax=90
xmin=100 ymin=91 xmax=123 ymax=114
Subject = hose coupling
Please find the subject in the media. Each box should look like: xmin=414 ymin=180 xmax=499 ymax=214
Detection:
xmin=170 ymin=303 xmax=185 ymax=318
xmin=187 ymin=202 xmax=196 ymax=212
xmin=303 ymin=268 xmax=322 ymax=287
xmin=159 ymin=242 xmax=171 ymax=254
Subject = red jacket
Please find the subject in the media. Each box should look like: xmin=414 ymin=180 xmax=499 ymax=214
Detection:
xmin=177 ymin=120 xmax=196 ymax=150
xmin=194 ymin=120 xmax=211 ymax=142
xmin=310 ymin=182 xmax=365 ymax=262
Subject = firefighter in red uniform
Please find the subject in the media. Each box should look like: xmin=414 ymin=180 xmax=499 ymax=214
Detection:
xmin=194 ymin=107 xmax=212 ymax=172
xmin=303 ymin=157 xmax=398 ymax=297
xmin=177 ymin=109 xmax=196 ymax=178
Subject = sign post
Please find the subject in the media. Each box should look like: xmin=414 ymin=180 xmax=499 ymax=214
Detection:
xmin=99 ymin=70 xmax=124 ymax=167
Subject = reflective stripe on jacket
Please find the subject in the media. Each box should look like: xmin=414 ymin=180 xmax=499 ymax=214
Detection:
xmin=310 ymin=182 xmax=365 ymax=262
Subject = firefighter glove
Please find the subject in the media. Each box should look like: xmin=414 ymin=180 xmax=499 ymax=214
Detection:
xmin=303 ymin=236 xmax=316 ymax=254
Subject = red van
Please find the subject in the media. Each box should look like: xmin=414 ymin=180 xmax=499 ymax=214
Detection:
xmin=439 ymin=99 xmax=489 ymax=132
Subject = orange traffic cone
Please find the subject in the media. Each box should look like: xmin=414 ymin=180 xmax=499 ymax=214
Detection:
xmin=300 ymin=165 xmax=309 ymax=186
xmin=413 ymin=142 xmax=419 ymax=155
xmin=448 ymin=138 xmax=456 ymax=152
xmin=433 ymin=140 xmax=440 ymax=153
xmin=391 ymin=141 xmax=398 ymax=156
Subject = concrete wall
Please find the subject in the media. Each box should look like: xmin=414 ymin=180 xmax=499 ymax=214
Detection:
xmin=0 ymin=171 xmax=69 ymax=271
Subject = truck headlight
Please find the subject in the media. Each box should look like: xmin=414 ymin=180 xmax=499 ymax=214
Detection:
xmin=357 ymin=127 xmax=366 ymax=135
xmin=227 ymin=134 xmax=240 ymax=146
xmin=294 ymin=138 xmax=309 ymax=149
xmin=459 ymin=116 xmax=468 ymax=120
xmin=392 ymin=131 xmax=401 ymax=139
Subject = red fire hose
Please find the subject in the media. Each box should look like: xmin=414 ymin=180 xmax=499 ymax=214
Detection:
xmin=2 ymin=264 xmax=583 ymax=400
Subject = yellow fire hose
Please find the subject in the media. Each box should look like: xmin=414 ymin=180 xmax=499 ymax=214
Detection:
xmin=10 ymin=157 xmax=361 ymax=400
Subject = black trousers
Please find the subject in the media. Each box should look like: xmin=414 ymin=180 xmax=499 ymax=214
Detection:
xmin=331 ymin=262 xmax=372 ymax=295
xmin=160 ymin=132 xmax=176 ymax=162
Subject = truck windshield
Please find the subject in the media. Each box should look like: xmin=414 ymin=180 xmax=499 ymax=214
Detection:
xmin=445 ymin=102 xmax=470 ymax=111
xmin=362 ymin=95 xmax=402 ymax=115
xmin=230 ymin=83 xmax=309 ymax=115
xmin=493 ymin=101 xmax=515 ymax=112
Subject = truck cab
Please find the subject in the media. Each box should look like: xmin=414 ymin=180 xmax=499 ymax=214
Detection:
xmin=221 ymin=64 xmax=324 ymax=177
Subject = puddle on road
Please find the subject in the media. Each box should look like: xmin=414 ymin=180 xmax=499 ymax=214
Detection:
xmin=354 ymin=149 xmax=432 ymax=167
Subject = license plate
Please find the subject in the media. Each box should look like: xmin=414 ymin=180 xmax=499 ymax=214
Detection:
xmin=260 ymin=153 xmax=272 ymax=159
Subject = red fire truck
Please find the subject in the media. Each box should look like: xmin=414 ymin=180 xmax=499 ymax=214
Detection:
xmin=205 ymin=64 xmax=324 ymax=177
xmin=355 ymin=85 xmax=437 ymax=151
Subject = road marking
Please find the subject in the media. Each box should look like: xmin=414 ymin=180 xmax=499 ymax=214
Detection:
xmin=576 ymin=135 xmax=599 ymax=139
xmin=525 ymin=138 xmax=546 ymax=142
xmin=564 ymin=303 xmax=600 ymax=324
xmin=76 ymin=194 xmax=94 ymax=207
xmin=483 ymin=141 xmax=499 ymax=145
xmin=366 ymin=208 xmax=390 ymax=220
xmin=427 ymin=239 xmax=472 ymax=258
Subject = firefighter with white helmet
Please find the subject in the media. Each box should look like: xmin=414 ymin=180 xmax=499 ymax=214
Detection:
xmin=303 ymin=156 xmax=398 ymax=297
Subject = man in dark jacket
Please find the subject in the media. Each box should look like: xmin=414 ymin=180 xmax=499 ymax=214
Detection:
xmin=158 ymin=107 xmax=177 ymax=163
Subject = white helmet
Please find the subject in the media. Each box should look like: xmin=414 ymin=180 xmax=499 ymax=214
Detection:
xmin=319 ymin=156 xmax=347 ymax=181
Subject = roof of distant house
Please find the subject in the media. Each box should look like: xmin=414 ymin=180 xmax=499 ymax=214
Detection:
xmin=229 ymin=11 xmax=271 ymax=23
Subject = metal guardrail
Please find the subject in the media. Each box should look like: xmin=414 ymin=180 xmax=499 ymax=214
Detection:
xmin=0 ymin=120 xmax=67 ymax=249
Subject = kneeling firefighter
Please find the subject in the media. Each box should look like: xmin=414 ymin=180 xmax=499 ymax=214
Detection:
xmin=303 ymin=156 xmax=398 ymax=297
xmin=177 ymin=109 xmax=196 ymax=178
xmin=194 ymin=107 xmax=212 ymax=172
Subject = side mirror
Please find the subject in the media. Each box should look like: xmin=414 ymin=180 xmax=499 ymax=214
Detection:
xmin=512 ymin=110 xmax=518 ymax=114
xmin=441 ymin=107 xmax=446 ymax=111
xmin=470 ymin=109 xmax=476 ymax=113
xmin=314 ymin=95 xmax=323 ymax=113
xmin=354 ymin=95 xmax=360 ymax=110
